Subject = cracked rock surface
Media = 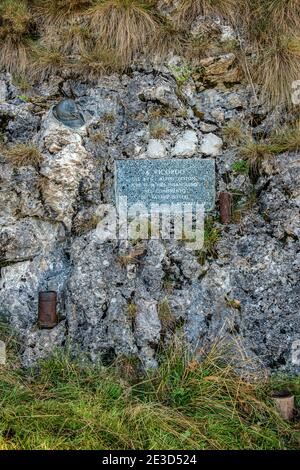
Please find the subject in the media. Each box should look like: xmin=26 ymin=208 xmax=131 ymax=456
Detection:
xmin=0 ymin=68 xmax=299 ymax=372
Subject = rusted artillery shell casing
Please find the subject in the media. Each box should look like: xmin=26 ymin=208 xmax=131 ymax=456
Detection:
xmin=272 ymin=391 xmax=294 ymax=421
xmin=219 ymin=192 xmax=232 ymax=224
xmin=38 ymin=291 xmax=58 ymax=329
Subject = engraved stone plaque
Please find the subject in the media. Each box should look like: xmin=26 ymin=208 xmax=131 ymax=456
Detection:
xmin=115 ymin=158 xmax=215 ymax=211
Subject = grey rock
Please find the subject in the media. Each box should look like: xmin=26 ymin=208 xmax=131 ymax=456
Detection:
xmin=0 ymin=70 xmax=299 ymax=376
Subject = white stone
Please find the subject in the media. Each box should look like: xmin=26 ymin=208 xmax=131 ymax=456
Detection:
xmin=0 ymin=80 xmax=8 ymax=101
xmin=173 ymin=130 xmax=198 ymax=157
xmin=200 ymin=122 xmax=218 ymax=133
xmin=200 ymin=133 xmax=223 ymax=156
xmin=0 ymin=340 xmax=6 ymax=365
xmin=147 ymin=139 xmax=166 ymax=159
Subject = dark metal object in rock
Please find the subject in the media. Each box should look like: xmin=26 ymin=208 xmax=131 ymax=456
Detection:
xmin=219 ymin=191 xmax=232 ymax=224
xmin=52 ymin=99 xmax=85 ymax=129
xmin=272 ymin=390 xmax=294 ymax=421
xmin=38 ymin=291 xmax=58 ymax=329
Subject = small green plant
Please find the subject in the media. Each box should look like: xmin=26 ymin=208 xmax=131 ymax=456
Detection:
xmin=17 ymin=94 xmax=30 ymax=102
xmin=231 ymin=160 xmax=250 ymax=175
xmin=127 ymin=302 xmax=137 ymax=321
xmin=197 ymin=217 xmax=221 ymax=264
xmin=168 ymin=64 xmax=191 ymax=85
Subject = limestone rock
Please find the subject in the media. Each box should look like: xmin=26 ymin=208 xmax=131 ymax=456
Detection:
xmin=173 ymin=130 xmax=198 ymax=157
xmin=200 ymin=133 xmax=223 ymax=156
xmin=147 ymin=139 xmax=166 ymax=159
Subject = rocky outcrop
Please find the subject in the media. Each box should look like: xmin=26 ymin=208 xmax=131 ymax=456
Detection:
xmin=0 ymin=61 xmax=299 ymax=374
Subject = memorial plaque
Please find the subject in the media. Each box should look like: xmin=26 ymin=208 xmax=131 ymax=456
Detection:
xmin=115 ymin=159 xmax=215 ymax=211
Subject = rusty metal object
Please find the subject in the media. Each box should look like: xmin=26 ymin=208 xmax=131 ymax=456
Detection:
xmin=272 ymin=390 xmax=294 ymax=421
xmin=219 ymin=191 xmax=232 ymax=224
xmin=38 ymin=291 xmax=58 ymax=329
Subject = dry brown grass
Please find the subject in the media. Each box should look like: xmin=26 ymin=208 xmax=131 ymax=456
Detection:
xmin=255 ymin=35 xmax=300 ymax=108
xmin=33 ymin=0 xmax=92 ymax=25
xmin=0 ymin=0 xmax=32 ymax=73
xmin=158 ymin=298 xmax=175 ymax=332
xmin=174 ymin=0 xmax=235 ymax=27
xmin=119 ymin=246 xmax=146 ymax=267
xmin=87 ymin=0 xmax=160 ymax=68
xmin=72 ymin=214 xmax=100 ymax=235
xmin=74 ymin=45 xmax=122 ymax=77
xmin=222 ymin=120 xmax=247 ymax=145
xmin=29 ymin=46 xmax=69 ymax=80
xmin=4 ymin=143 xmax=43 ymax=168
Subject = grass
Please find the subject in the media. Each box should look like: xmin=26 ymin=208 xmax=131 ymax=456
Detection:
xmin=3 ymin=143 xmax=43 ymax=168
xmin=197 ymin=217 xmax=221 ymax=265
xmin=72 ymin=215 xmax=100 ymax=235
xmin=0 ymin=335 xmax=300 ymax=450
xmin=222 ymin=120 xmax=246 ymax=145
xmin=118 ymin=246 xmax=146 ymax=267
xmin=149 ymin=119 xmax=169 ymax=139
xmin=158 ymin=298 xmax=174 ymax=333
xmin=0 ymin=0 xmax=33 ymax=73
xmin=33 ymin=0 xmax=92 ymax=25
xmin=174 ymin=0 xmax=235 ymax=27
xmin=87 ymin=0 xmax=160 ymax=68
xmin=0 ymin=1 xmax=299 ymax=108
xmin=239 ymin=121 xmax=300 ymax=177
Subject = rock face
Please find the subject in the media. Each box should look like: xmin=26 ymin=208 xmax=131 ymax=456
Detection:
xmin=0 ymin=63 xmax=299 ymax=374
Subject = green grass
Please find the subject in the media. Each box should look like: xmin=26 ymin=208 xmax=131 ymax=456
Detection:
xmin=196 ymin=216 xmax=221 ymax=265
xmin=1 ymin=335 xmax=299 ymax=450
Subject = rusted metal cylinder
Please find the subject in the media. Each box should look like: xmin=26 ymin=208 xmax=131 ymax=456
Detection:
xmin=38 ymin=291 xmax=58 ymax=329
xmin=272 ymin=391 xmax=294 ymax=421
xmin=219 ymin=191 xmax=232 ymax=224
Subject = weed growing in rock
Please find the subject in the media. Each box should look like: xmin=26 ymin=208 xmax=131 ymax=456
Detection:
xmin=3 ymin=143 xmax=43 ymax=168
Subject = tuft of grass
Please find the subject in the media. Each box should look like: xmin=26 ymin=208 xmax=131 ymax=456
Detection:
xmin=87 ymin=0 xmax=160 ymax=68
xmin=239 ymin=121 xmax=300 ymax=176
xmin=119 ymin=246 xmax=146 ymax=267
xmin=33 ymin=0 xmax=92 ymax=25
xmin=149 ymin=119 xmax=169 ymax=139
xmin=197 ymin=217 xmax=221 ymax=265
xmin=222 ymin=120 xmax=246 ymax=145
xmin=255 ymin=34 xmax=300 ymax=108
xmin=127 ymin=302 xmax=138 ymax=321
xmin=29 ymin=46 xmax=69 ymax=80
xmin=72 ymin=215 xmax=100 ymax=235
xmin=232 ymin=190 xmax=257 ymax=223
xmin=158 ymin=298 xmax=174 ymax=333
xmin=3 ymin=143 xmax=43 ymax=168
xmin=174 ymin=0 xmax=235 ymax=27
xmin=74 ymin=45 xmax=121 ymax=77
xmin=0 ymin=0 xmax=33 ymax=73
